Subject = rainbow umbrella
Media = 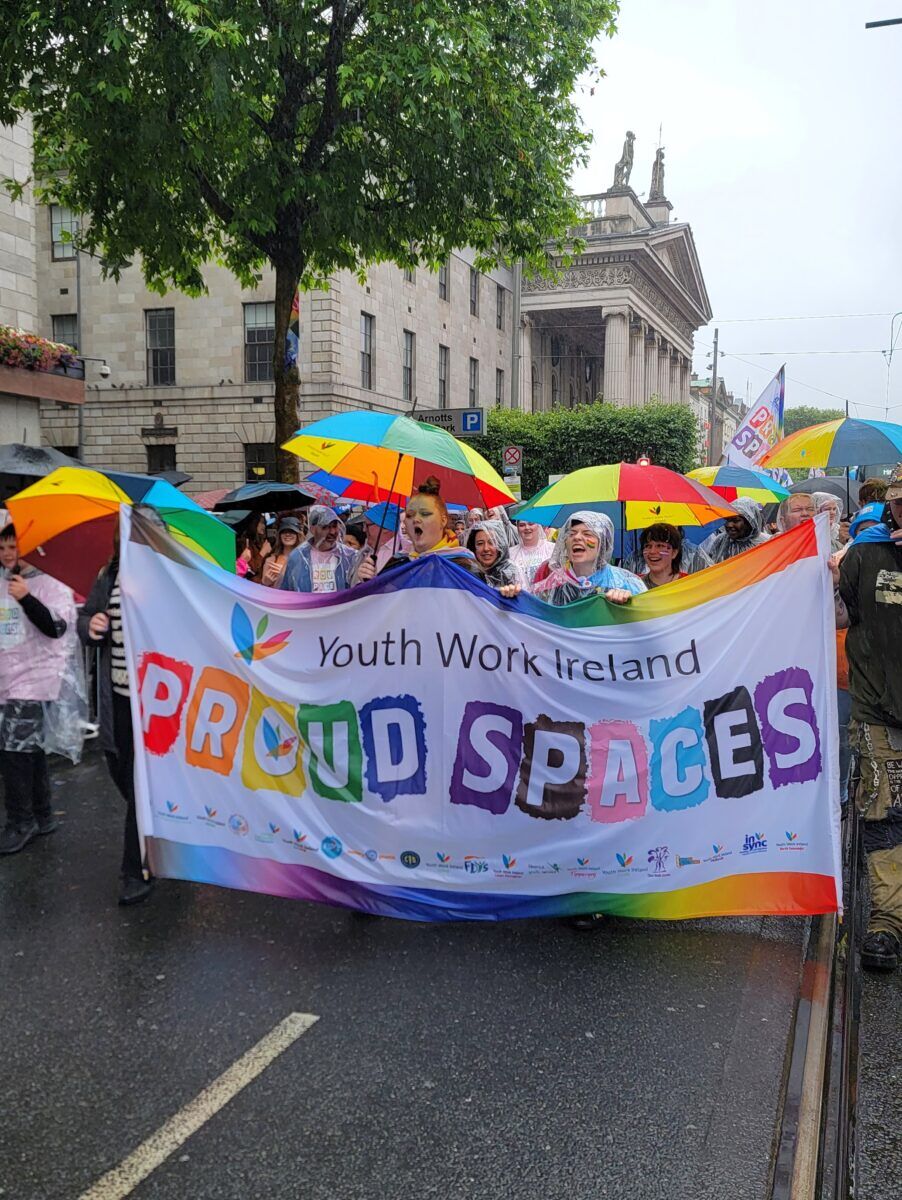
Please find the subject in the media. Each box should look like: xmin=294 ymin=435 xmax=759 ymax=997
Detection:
xmin=760 ymin=417 xmax=902 ymax=469
xmin=7 ymin=467 xmax=235 ymax=595
xmin=283 ymin=412 xmax=515 ymax=508
xmin=304 ymin=468 xmax=407 ymax=507
xmin=516 ymin=463 xmax=736 ymax=529
xmin=688 ymin=464 xmax=790 ymax=504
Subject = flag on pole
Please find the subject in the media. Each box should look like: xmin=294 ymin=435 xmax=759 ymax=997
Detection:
xmin=285 ymin=287 xmax=300 ymax=369
xmin=723 ymin=366 xmax=785 ymax=468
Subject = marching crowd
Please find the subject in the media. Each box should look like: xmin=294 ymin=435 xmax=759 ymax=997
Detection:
xmin=1 ymin=466 xmax=900 ymax=967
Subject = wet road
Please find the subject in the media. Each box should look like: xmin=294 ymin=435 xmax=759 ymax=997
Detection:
xmin=2 ymin=753 xmax=809 ymax=1200
xmin=858 ymin=952 xmax=902 ymax=1198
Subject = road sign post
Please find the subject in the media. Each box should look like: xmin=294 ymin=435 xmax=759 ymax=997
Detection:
xmin=502 ymin=444 xmax=523 ymax=475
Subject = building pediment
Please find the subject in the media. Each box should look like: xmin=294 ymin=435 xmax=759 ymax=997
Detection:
xmin=644 ymin=224 xmax=711 ymax=322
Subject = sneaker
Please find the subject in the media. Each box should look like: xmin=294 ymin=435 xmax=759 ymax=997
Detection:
xmin=861 ymin=930 xmax=900 ymax=972
xmin=35 ymin=815 xmax=59 ymax=836
xmin=118 ymin=875 xmax=154 ymax=907
xmin=0 ymin=821 xmax=38 ymax=855
xmin=568 ymin=913 xmax=605 ymax=932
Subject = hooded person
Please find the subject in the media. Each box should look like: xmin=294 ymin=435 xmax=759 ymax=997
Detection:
xmin=699 ymin=497 xmax=769 ymax=563
xmin=279 ymin=505 xmax=357 ymax=593
xmin=509 ymin=520 xmax=553 ymax=584
xmin=531 ymin=511 xmax=645 ymax=607
xmin=812 ymin=491 xmax=843 ymax=552
xmin=465 ymin=520 xmax=521 ymax=590
xmin=0 ymin=524 xmax=83 ymax=855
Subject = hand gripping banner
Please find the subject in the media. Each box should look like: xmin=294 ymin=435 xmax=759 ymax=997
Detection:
xmin=120 ymin=509 xmax=841 ymax=922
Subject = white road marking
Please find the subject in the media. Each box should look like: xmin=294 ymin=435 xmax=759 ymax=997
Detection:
xmin=78 ymin=1011 xmax=319 ymax=1200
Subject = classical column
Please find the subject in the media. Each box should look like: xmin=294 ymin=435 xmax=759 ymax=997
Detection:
xmin=669 ymin=351 xmax=680 ymax=406
xmin=602 ymin=308 xmax=629 ymax=405
xmin=628 ymin=319 xmax=645 ymax=407
xmin=679 ymin=356 xmax=690 ymax=405
xmin=657 ymin=339 xmax=671 ymax=402
xmin=644 ymin=330 xmax=659 ymax=401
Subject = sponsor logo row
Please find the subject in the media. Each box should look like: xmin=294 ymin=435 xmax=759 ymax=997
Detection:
xmin=155 ymin=806 xmax=809 ymax=876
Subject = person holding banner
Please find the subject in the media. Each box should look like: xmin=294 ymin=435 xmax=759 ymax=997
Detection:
xmin=531 ymin=512 xmax=644 ymax=606
xmin=78 ymin=525 xmax=153 ymax=906
xmin=699 ymin=498 xmax=769 ymax=564
xmin=839 ymin=465 xmax=902 ymax=971
xmin=260 ymin=516 xmax=302 ymax=588
xmin=280 ymin=505 xmax=357 ymax=593
xmin=0 ymin=524 xmax=81 ymax=855
xmin=356 ymin=478 xmax=481 ymax=580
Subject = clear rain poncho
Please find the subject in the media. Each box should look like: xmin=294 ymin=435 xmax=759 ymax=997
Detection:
xmin=465 ymin=520 xmax=521 ymax=590
xmin=0 ymin=564 xmax=87 ymax=761
xmin=812 ymin=491 xmax=842 ymax=552
xmin=699 ymin=497 xmax=770 ymax=563
xmin=531 ymin=511 xmax=646 ymax=606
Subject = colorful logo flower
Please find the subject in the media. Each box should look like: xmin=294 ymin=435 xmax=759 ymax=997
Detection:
xmin=292 ymin=829 xmax=307 ymax=844
xmin=436 ymin=852 xmax=451 ymax=864
xmin=712 ymin=844 xmax=724 ymax=856
xmin=785 ymin=831 xmax=798 ymax=842
xmin=166 ymin=801 xmax=179 ymax=814
xmin=502 ymin=854 xmax=517 ymax=869
xmin=204 ymin=805 xmax=217 ymax=819
xmin=231 ymin=605 xmax=291 ymax=664
xmin=615 ymin=853 xmax=633 ymax=868
xmin=268 ymin=823 xmax=280 ymax=835
xmin=577 ymin=857 xmax=590 ymax=868
xmin=262 ymin=716 xmax=297 ymax=760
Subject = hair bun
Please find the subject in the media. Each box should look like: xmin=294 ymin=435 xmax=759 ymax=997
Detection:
xmin=417 ymin=475 xmax=442 ymax=497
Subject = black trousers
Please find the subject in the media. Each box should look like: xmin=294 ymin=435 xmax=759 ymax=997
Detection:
xmin=0 ymin=748 xmax=51 ymax=828
xmin=105 ymin=690 xmax=143 ymax=881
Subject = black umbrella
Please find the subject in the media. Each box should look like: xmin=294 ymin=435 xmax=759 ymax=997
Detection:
xmin=149 ymin=469 xmax=192 ymax=489
xmin=789 ymin=476 xmax=860 ymax=513
xmin=0 ymin=442 xmax=82 ymax=503
xmin=213 ymin=481 xmax=319 ymax=513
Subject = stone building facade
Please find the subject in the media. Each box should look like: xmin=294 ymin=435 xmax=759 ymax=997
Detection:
xmin=27 ymin=132 xmax=714 ymax=491
xmin=689 ymin=375 xmax=744 ymax=463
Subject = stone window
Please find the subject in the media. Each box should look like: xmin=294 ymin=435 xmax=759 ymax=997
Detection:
xmin=438 ymin=259 xmax=449 ymax=301
xmin=51 ymin=313 xmax=78 ymax=351
xmin=438 ymin=344 xmax=449 ymax=408
xmin=244 ymin=442 xmax=277 ymax=481
xmin=49 ymin=204 xmax=78 ymax=260
xmin=244 ymin=302 xmax=275 ymax=383
xmin=496 ymin=284 xmax=505 ymax=331
xmin=469 ymin=268 xmax=479 ymax=316
xmin=402 ymin=330 xmax=415 ymax=406
xmin=495 ymin=368 xmax=504 ymax=407
xmin=146 ymin=444 xmax=176 ymax=474
xmin=360 ymin=312 xmax=374 ymax=389
xmin=403 ymin=265 xmax=415 ymax=284
xmin=468 ymin=357 xmax=479 ymax=407
xmin=145 ymin=308 xmax=176 ymax=386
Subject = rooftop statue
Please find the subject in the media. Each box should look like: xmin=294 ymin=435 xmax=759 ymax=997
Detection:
xmin=612 ymin=131 xmax=635 ymax=189
xmin=649 ymin=147 xmax=666 ymax=200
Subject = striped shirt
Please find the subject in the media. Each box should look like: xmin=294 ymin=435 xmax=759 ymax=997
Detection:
xmin=109 ymin=581 xmax=130 ymax=697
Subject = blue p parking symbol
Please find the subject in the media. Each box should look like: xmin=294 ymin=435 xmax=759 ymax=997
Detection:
xmin=461 ymin=410 xmax=483 ymax=434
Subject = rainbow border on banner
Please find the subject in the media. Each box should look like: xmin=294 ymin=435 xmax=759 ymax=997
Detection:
xmin=147 ymin=839 xmax=838 ymax=922
xmin=129 ymin=512 xmax=838 ymax=923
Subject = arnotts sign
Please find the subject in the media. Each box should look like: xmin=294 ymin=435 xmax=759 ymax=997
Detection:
xmin=121 ymin=510 xmax=842 ymax=923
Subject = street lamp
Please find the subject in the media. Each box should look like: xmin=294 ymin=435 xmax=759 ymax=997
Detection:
xmin=74 ymin=355 xmax=111 ymax=460
xmin=882 ymin=311 xmax=902 ymax=423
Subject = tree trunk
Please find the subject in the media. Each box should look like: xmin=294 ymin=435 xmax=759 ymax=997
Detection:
xmin=273 ymin=259 xmax=302 ymax=483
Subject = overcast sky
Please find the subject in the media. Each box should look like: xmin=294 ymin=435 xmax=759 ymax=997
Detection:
xmin=570 ymin=0 xmax=902 ymax=419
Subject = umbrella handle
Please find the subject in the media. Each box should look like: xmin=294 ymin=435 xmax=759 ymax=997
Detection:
xmin=374 ymin=451 xmax=404 ymax=559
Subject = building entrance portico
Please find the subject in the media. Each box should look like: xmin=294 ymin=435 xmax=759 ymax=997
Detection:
xmin=520 ymin=137 xmax=712 ymax=412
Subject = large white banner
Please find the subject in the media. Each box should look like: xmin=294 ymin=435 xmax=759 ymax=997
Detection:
xmin=120 ymin=510 xmax=841 ymax=921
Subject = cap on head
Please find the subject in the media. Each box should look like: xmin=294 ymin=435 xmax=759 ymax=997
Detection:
xmin=885 ymin=463 xmax=902 ymax=502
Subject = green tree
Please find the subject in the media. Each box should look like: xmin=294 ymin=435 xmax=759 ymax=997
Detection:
xmin=470 ymin=402 xmax=699 ymax=498
xmin=1 ymin=0 xmax=618 ymax=479
xmin=783 ymin=405 xmax=844 ymax=436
